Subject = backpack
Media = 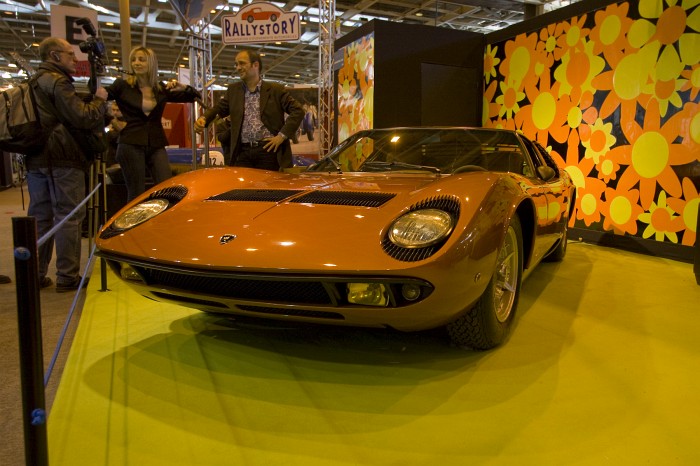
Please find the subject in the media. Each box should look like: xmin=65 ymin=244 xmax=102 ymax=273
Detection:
xmin=0 ymin=77 xmax=46 ymax=154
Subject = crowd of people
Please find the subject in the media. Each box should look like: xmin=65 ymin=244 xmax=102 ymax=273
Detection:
xmin=1 ymin=37 xmax=305 ymax=290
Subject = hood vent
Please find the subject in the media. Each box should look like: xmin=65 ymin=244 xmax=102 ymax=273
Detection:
xmin=291 ymin=191 xmax=396 ymax=207
xmin=207 ymin=189 xmax=396 ymax=207
xmin=208 ymin=189 xmax=302 ymax=202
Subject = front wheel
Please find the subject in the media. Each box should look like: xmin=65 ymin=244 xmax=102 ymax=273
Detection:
xmin=446 ymin=216 xmax=523 ymax=350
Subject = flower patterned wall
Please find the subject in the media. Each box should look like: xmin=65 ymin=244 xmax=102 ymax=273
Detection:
xmin=483 ymin=0 xmax=700 ymax=247
xmin=336 ymin=33 xmax=375 ymax=145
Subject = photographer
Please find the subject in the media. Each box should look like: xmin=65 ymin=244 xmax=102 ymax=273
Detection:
xmin=105 ymin=46 xmax=200 ymax=201
xmin=25 ymin=37 xmax=108 ymax=292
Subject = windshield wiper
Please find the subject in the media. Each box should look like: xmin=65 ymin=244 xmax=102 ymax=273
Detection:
xmin=362 ymin=161 xmax=441 ymax=174
xmin=327 ymin=157 xmax=342 ymax=172
xmin=308 ymin=156 xmax=342 ymax=173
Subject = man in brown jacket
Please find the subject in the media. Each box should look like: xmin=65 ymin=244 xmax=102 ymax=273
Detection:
xmin=25 ymin=37 xmax=108 ymax=292
xmin=195 ymin=50 xmax=303 ymax=171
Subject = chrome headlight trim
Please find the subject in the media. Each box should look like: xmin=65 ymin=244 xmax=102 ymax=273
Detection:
xmin=388 ymin=208 xmax=454 ymax=248
xmin=112 ymin=199 xmax=170 ymax=230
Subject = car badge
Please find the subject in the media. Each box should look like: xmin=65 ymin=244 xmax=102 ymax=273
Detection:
xmin=219 ymin=234 xmax=237 ymax=245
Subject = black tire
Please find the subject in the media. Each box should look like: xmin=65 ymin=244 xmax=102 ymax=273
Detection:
xmin=446 ymin=216 xmax=523 ymax=350
xmin=270 ymin=15 xmax=278 ymax=22
xmin=544 ymin=218 xmax=568 ymax=262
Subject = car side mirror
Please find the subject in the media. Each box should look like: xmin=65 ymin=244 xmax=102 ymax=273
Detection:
xmin=537 ymin=165 xmax=556 ymax=181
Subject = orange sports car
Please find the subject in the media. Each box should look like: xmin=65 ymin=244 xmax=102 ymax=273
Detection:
xmin=96 ymin=127 xmax=575 ymax=349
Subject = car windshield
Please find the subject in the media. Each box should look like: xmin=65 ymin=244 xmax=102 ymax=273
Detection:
xmin=306 ymin=128 xmax=528 ymax=175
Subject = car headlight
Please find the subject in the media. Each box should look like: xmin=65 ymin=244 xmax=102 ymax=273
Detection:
xmin=388 ymin=209 xmax=454 ymax=248
xmin=112 ymin=199 xmax=170 ymax=230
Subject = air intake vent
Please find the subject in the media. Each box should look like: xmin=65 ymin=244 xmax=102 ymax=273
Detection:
xmin=208 ymin=189 xmax=301 ymax=202
xmin=147 ymin=185 xmax=188 ymax=204
xmin=291 ymin=191 xmax=396 ymax=207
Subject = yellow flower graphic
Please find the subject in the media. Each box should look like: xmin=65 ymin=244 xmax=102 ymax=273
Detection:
xmin=495 ymin=81 xmax=526 ymax=120
xmin=649 ymin=41 xmax=687 ymax=116
xmin=638 ymin=191 xmax=685 ymax=242
xmin=484 ymin=44 xmax=500 ymax=84
xmin=581 ymin=118 xmax=617 ymax=164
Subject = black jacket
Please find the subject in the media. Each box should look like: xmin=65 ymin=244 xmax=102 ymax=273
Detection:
xmin=203 ymin=80 xmax=303 ymax=168
xmin=106 ymin=78 xmax=200 ymax=147
xmin=25 ymin=62 xmax=107 ymax=171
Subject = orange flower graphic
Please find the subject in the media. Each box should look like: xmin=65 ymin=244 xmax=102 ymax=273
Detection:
xmin=499 ymin=32 xmax=539 ymax=91
xmin=553 ymin=14 xmax=591 ymax=61
xmin=666 ymin=178 xmax=700 ymax=246
xmin=563 ymin=142 xmax=607 ymax=226
xmin=516 ymin=78 xmax=570 ymax=145
xmin=553 ymin=38 xmax=605 ymax=104
xmin=536 ymin=23 xmax=558 ymax=69
xmin=638 ymin=0 xmax=700 ymax=67
xmin=589 ymin=2 xmax=634 ymax=68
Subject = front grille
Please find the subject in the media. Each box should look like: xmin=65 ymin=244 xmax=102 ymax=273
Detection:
xmin=101 ymin=256 xmax=435 ymax=309
xmin=237 ymin=305 xmax=344 ymax=320
xmin=143 ymin=267 xmax=333 ymax=304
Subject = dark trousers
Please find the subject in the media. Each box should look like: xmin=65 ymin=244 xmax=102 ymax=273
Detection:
xmin=116 ymin=143 xmax=172 ymax=201
xmin=235 ymin=144 xmax=280 ymax=171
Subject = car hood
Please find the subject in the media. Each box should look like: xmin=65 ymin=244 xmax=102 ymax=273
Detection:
xmin=98 ymin=167 xmax=502 ymax=272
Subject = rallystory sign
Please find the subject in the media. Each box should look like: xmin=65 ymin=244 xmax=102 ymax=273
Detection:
xmin=221 ymin=2 xmax=300 ymax=44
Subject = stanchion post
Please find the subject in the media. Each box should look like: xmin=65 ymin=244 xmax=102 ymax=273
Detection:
xmin=12 ymin=216 xmax=50 ymax=466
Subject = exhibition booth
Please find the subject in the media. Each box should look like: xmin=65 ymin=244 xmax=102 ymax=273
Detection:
xmin=4 ymin=0 xmax=699 ymax=465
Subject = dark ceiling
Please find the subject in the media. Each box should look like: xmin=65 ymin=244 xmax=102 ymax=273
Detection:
xmin=0 ymin=0 xmax=576 ymax=88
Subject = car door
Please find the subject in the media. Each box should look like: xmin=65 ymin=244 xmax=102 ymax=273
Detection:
xmin=518 ymin=136 xmax=569 ymax=264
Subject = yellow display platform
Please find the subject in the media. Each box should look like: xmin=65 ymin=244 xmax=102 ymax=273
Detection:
xmin=47 ymin=243 xmax=700 ymax=465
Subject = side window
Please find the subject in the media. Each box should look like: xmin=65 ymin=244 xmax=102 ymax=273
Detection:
xmin=533 ymin=140 xmax=561 ymax=177
xmin=517 ymin=137 xmax=541 ymax=178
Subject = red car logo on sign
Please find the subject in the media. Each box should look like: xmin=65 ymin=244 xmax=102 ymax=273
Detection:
xmin=242 ymin=7 xmax=278 ymax=23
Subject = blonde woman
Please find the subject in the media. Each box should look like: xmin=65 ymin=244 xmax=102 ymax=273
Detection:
xmin=106 ymin=46 xmax=200 ymax=201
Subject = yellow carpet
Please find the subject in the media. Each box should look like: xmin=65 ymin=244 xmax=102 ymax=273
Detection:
xmin=47 ymin=242 xmax=700 ymax=465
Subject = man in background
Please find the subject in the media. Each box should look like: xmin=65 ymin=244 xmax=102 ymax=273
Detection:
xmin=195 ymin=50 xmax=303 ymax=171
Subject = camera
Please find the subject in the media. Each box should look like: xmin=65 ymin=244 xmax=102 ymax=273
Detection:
xmin=76 ymin=18 xmax=106 ymax=75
